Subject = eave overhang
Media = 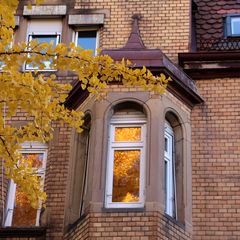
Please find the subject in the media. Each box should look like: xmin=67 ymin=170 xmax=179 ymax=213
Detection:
xmin=65 ymin=14 xmax=203 ymax=110
xmin=179 ymin=51 xmax=240 ymax=79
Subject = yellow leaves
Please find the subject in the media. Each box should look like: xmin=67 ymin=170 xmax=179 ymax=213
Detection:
xmin=0 ymin=0 xmax=171 ymax=209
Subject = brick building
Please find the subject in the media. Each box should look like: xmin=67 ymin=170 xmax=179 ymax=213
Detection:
xmin=0 ymin=0 xmax=240 ymax=239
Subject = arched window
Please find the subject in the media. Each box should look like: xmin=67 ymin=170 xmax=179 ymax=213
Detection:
xmin=105 ymin=102 xmax=146 ymax=208
xmin=164 ymin=122 xmax=176 ymax=218
xmin=68 ymin=114 xmax=91 ymax=224
xmin=164 ymin=112 xmax=184 ymax=223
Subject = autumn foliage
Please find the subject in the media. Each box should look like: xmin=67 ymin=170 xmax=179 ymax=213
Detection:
xmin=0 ymin=0 xmax=170 ymax=207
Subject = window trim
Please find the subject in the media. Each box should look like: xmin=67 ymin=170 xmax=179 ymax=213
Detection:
xmin=105 ymin=117 xmax=146 ymax=209
xmin=25 ymin=32 xmax=61 ymax=71
xmin=225 ymin=14 xmax=240 ymax=37
xmin=4 ymin=142 xmax=47 ymax=227
xmin=164 ymin=122 xmax=177 ymax=219
xmin=73 ymin=28 xmax=99 ymax=55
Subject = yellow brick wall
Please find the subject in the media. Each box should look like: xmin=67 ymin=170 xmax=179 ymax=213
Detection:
xmin=192 ymin=77 xmax=240 ymax=239
xmin=75 ymin=0 xmax=190 ymax=62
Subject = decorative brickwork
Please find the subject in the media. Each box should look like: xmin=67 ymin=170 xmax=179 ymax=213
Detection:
xmin=192 ymin=77 xmax=240 ymax=239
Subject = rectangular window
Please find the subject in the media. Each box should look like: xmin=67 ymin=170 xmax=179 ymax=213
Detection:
xmin=225 ymin=15 xmax=240 ymax=37
xmin=4 ymin=143 xmax=47 ymax=227
xmin=164 ymin=123 xmax=177 ymax=218
xmin=25 ymin=19 xmax=62 ymax=70
xmin=105 ymin=120 xmax=146 ymax=208
xmin=25 ymin=33 xmax=60 ymax=70
xmin=74 ymin=30 xmax=98 ymax=55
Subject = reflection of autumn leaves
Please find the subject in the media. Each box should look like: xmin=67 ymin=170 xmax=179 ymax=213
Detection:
xmin=12 ymin=153 xmax=43 ymax=226
xmin=22 ymin=153 xmax=43 ymax=168
xmin=12 ymin=188 xmax=37 ymax=226
xmin=115 ymin=127 xmax=141 ymax=141
xmin=113 ymin=150 xmax=140 ymax=177
xmin=113 ymin=150 xmax=140 ymax=202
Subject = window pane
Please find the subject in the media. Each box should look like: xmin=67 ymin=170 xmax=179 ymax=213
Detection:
xmin=12 ymin=187 xmax=37 ymax=226
xmin=231 ymin=18 xmax=240 ymax=35
xmin=115 ymin=127 xmax=141 ymax=142
xmin=31 ymin=35 xmax=58 ymax=47
xmin=22 ymin=153 xmax=44 ymax=168
xmin=27 ymin=35 xmax=58 ymax=69
xmin=165 ymin=137 xmax=168 ymax=152
xmin=112 ymin=150 xmax=140 ymax=202
xmin=77 ymin=31 xmax=96 ymax=53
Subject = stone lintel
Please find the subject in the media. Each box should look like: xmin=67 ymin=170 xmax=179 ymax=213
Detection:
xmin=68 ymin=14 xmax=104 ymax=26
xmin=23 ymin=5 xmax=67 ymax=16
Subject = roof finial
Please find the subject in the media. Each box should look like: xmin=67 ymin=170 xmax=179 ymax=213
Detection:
xmin=123 ymin=13 xmax=145 ymax=49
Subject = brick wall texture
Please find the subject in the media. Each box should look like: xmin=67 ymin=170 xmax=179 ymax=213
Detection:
xmin=64 ymin=212 xmax=191 ymax=240
xmin=74 ymin=0 xmax=190 ymax=62
xmin=192 ymin=77 xmax=240 ymax=239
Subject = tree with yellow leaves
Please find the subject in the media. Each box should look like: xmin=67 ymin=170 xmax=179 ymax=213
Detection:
xmin=0 ymin=0 xmax=170 ymax=208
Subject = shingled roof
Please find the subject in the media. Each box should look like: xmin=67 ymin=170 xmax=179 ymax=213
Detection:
xmin=195 ymin=0 xmax=240 ymax=49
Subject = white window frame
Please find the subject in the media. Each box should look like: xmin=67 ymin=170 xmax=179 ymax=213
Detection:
xmin=164 ymin=122 xmax=177 ymax=218
xmin=105 ymin=116 xmax=146 ymax=209
xmin=4 ymin=142 xmax=47 ymax=227
xmin=73 ymin=28 xmax=99 ymax=55
xmin=231 ymin=17 xmax=240 ymax=36
xmin=25 ymin=32 xmax=61 ymax=71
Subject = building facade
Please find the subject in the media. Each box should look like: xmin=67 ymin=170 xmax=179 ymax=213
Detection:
xmin=0 ymin=0 xmax=240 ymax=239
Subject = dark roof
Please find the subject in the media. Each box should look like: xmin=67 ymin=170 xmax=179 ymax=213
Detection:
xmin=194 ymin=0 xmax=240 ymax=48
xmin=65 ymin=15 xmax=203 ymax=109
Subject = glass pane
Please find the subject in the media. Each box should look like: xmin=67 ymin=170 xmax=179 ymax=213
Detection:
xmin=77 ymin=31 xmax=96 ymax=54
xmin=28 ymin=35 xmax=58 ymax=69
xmin=22 ymin=153 xmax=44 ymax=168
xmin=231 ymin=18 xmax=240 ymax=35
xmin=115 ymin=127 xmax=141 ymax=142
xmin=165 ymin=137 xmax=168 ymax=152
xmin=31 ymin=35 xmax=58 ymax=47
xmin=12 ymin=187 xmax=37 ymax=226
xmin=112 ymin=150 xmax=140 ymax=202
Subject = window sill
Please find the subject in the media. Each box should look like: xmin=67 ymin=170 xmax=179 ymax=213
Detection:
xmin=0 ymin=226 xmax=46 ymax=238
xmin=164 ymin=213 xmax=185 ymax=230
xmin=102 ymin=207 xmax=145 ymax=213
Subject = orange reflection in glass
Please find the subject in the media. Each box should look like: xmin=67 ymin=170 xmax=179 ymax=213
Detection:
xmin=115 ymin=127 xmax=141 ymax=142
xmin=12 ymin=153 xmax=43 ymax=226
xmin=22 ymin=153 xmax=43 ymax=168
xmin=12 ymin=187 xmax=37 ymax=226
xmin=112 ymin=150 xmax=140 ymax=202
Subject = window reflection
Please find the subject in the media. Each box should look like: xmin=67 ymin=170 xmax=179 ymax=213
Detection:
xmin=11 ymin=153 xmax=43 ymax=226
xmin=12 ymin=187 xmax=37 ymax=226
xmin=77 ymin=31 xmax=97 ymax=54
xmin=115 ymin=127 xmax=141 ymax=142
xmin=112 ymin=150 xmax=140 ymax=202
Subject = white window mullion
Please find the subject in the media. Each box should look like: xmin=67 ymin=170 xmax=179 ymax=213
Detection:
xmin=4 ymin=181 xmax=16 ymax=227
